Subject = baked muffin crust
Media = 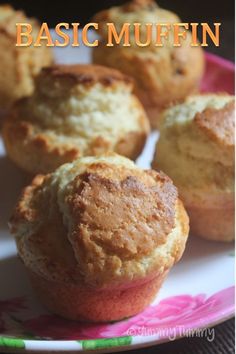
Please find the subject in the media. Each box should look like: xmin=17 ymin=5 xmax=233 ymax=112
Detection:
xmin=153 ymin=94 xmax=235 ymax=241
xmin=3 ymin=64 xmax=150 ymax=173
xmin=153 ymin=94 xmax=235 ymax=199
xmin=10 ymin=154 xmax=189 ymax=288
xmin=40 ymin=65 xmax=133 ymax=87
xmin=194 ymin=100 xmax=234 ymax=148
xmin=92 ymin=0 xmax=205 ymax=128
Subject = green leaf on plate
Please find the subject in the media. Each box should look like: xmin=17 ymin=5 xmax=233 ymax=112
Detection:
xmin=80 ymin=336 xmax=132 ymax=350
xmin=0 ymin=337 xmax=25 ymax=349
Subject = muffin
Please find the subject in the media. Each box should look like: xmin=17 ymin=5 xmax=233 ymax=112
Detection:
xmin=2 ymin=64 xmax=150 ymax=174
xmin=153 ymin=94 xmax=235 ymax=242
xmin=92 ymin=0 xmax=205 ymax=128
xmin=10 ymin=153 xmax=189 ymax=322
xmin=0 ymin=5 xmax=53 ymax=111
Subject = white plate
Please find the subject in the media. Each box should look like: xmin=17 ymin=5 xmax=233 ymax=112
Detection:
xmin=0 ymin=38 xmax=234 ymax=353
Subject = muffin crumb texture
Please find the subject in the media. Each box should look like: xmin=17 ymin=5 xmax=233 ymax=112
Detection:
xmin=11 ymin=154 xmax=189 ymax=289
xmin=154 ymin=95 xmax=235 ymax=194
xmin=154 ymin=94 xmax=235 ymax=242
xmin=3 ymin=65 xmax=149 ymax=173
xmin=92 ymin=0 xmax=205 ymax=128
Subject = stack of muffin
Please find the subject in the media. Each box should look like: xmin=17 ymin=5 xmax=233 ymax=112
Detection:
xmin=1 ymin=0 xmax=234 ymax=322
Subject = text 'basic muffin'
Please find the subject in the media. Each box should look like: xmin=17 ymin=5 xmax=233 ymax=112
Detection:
xmin=2 ymin=64 xmax=150 ymax=174
xmin=153 ymin=94 xmax=235 ymax=242
xmin=10 ymin=153 xmax=189 ymax=322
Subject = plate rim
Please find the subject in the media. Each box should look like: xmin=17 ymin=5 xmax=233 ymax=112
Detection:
xmin=0 ymin=52 xmax=235 ymax=353
xmin=0 ymin=290 xmax=234 ymax=353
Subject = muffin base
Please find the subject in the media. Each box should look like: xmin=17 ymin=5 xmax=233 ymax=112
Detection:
xmin=187 ymin=205 xmax=234 ymax=242
xmin=28 ymin=270 xmax=168 ymax=322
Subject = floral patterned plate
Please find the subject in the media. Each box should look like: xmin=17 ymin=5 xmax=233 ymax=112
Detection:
xmin=0 ymin=41 xmax=234 ymax=353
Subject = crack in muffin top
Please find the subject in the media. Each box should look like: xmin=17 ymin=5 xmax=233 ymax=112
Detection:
xmin=10 ymin=154 xmax=180 ymax=287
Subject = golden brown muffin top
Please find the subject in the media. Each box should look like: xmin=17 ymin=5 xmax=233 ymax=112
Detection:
xmin=155 ymin=94 xmax=235 ymax=195
xmin=93 ymin=0 xmax=180 ymax=37
xmin=161 ymin=94 xmax=235 ymax=151
xmin=118 ymin=0 xmax=158 ymax=12
xmin=3 ymin=64 xmax=149 ymax=171
xmin=66 ymin=166 xmax=176 ymax=259
xmin=40 ymin=64 xmax=133 ymax=88
xmin=10 ymin=154 xmax=186 ymax=288
xmin=194 ymin=100 xmax=234 ymax=148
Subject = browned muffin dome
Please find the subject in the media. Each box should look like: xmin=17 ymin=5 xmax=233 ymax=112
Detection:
xmin=153 ymin=94 xmax=235 ymax=242
xmin=92 ymin=0 xmax=205 ymax=128
xmin=3 ymin=64 xmax=150 ymax=174
xmin=10 ymin=154 xmax=189 ymax=321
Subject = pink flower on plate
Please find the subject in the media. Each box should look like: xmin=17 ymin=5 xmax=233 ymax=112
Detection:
xmin=22 ymin=287 xmax=234 ymax=340
xmin=97 ymin=287 xmax=234 ymax=339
